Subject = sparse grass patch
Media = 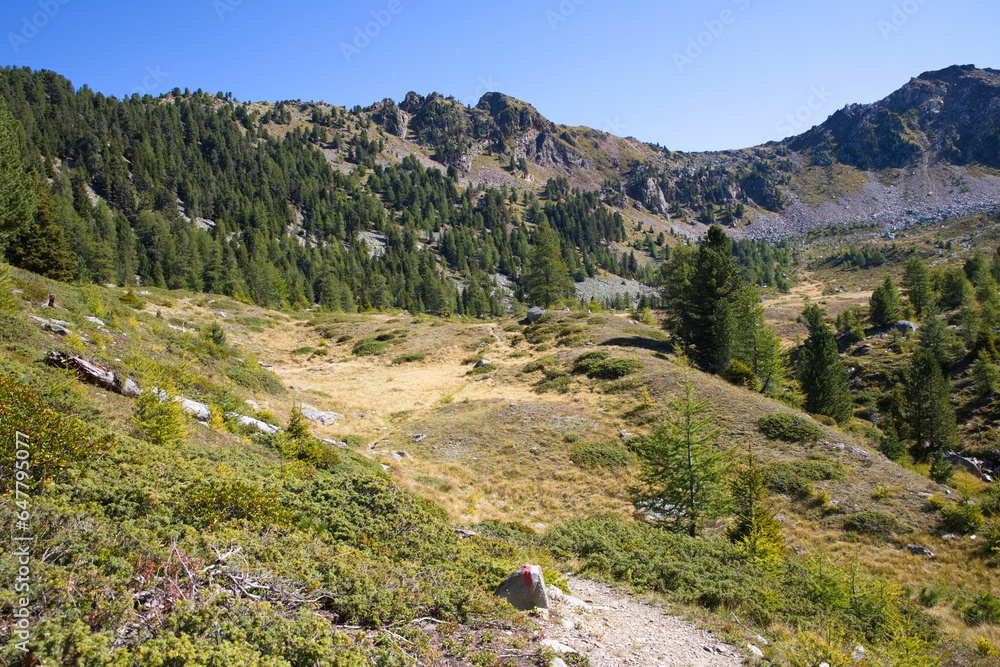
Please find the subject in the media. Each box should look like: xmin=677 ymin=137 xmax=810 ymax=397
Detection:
xmin=392 ymin=353 xmax=426 ymax=365
xmin=842 ymin=511 xmax=906 ymax=539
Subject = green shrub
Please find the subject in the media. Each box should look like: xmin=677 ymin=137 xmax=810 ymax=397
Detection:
xmin=758 ymin=413 xmax=825 ymax=442
xmin=337 ymin=334 xmax=353 ymax=343
xmin=120 ymin=289 xmax=145 ymax=308
xmin=534 ymin=372 xmax=572 ymax=394
xmin=588 ymin=357 xmax=643 ymax=380
xmin=134 ymin=385 xmax=188 ymax=449
xmin=965 ymin=593 xmax=1000 ymax=627
xmin=222 ymin=362 xmax=286 ymax=395
xmin=0 ymin=376 xmax=107 ymax=491
xmin=353 ymin=338 xmax=389 ymax=356
xmin=587 ymin=316 xmax=608 ymax=325
xmin=842 ymin=511 xmax=905 ymax=539
xmin=376 ymin=332 xmax=397 ymax=342
xmin=392 ymin=353 xmax=426 ymax=364
xmin=524 ymin=356 xmax=560 ymax=373
xmin=942 ymin=494 xmax=985 ymax=534
xmin=203 ymin=321 xmax=228 ymax=347
xmin=503 ymin=324 xmax=521 ymax=332
xmin=572 ymin=350 xmax=610 ymax=374
xmin=601 ymin=377 xmax=643 ymax=393
xmin=466 ymin=363 xmax=497 ymax=376
xmin=764 ymin=460 xmax=847 ymax=497
xmin=509 ymin=351 xmax=531 ymax=358
xmin=571 ymin=441 xmax=637 ymax=469
xmin=183 ymin=481 xmax=290 ymax=528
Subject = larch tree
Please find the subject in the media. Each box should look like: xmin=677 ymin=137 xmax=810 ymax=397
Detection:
xmin=869 ymin=275 xmax=902 ymax=327
xmin=632 ymin=380 xmax=731 ymax=537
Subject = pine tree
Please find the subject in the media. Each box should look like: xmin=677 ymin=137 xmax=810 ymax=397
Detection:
xmin=918 ymin=313 xmax=964 ymax=370
xmin=728 ymin=445 xmax=784 ymax=565
xmin=903 ymin=258 xmax=934 ymax=318
xmin=972 ymin=351 xmax=999 ymax=399
xmin=869 ymin=275 xmax=901 ymax=327
xmin=797 ymin=305 xmax=853 ymax=424
xmin=0 ymin=97 xmax=36 ymax=252
xmin=879 ymin=416 xmax=906 ymax=461
xmin=8 ymin=174 xmax=76 ymax=281
xmin=524 ymin=220 xmax=572 ymax=307
xmin=671 ymin=225 xmax=743 ymax=369
xmin=632 ymin=380 xmax=730 ymax=537
xmin=905 ymin=348 xmax=958 ymax=461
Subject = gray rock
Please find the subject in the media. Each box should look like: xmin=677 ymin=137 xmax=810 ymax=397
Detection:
xmin=851 ymin=644 xmax=866 ymax=660
xmin=228 ymin=414 xmax=281 ymax=435
xmin=549 ymin=658 xmax=568 ymax=667
xmin=301 ymin=408 xmax=346 ymax=425
xmin=540 ymin=639 xmax=575 ymax=654
xmin=526 ymin=307 xmax=547 ymax=324
xmin=412 ymin=434 xmax=427 ymax=442
xmin=906 ymin=545 xmax=934 ymax=558
xmin=495 ymin=565 xmax=549 ymax=610
xmin=474 ymin=358 xmax=493 ymax=369
xmin=85 ymin=316 xmax=106 ymax=327
xmin=747 ymin=643 xmax=764 ymax=658
xmin=894 ymin=320 xmax=918 ymax=333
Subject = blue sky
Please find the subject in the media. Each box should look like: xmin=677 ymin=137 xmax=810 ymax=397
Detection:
xmin=2 ymin=0 xmax=997 ymax=152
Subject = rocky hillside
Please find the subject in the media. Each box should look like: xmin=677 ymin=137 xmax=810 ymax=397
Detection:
xmin=348 ymin=65 xmax=1000 ymax=240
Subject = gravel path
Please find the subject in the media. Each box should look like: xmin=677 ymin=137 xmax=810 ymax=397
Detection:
xmin=540 ymin=577 xmax=744 ymax=666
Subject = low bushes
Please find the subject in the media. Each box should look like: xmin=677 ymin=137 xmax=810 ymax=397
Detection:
xmin=466 ymin=363 xmax=497 ymax=376
xmin=392 ymin=353 xmax=426 ymax=365
xmin=573 ymin=351 xmax=643 ymax=379
xmin=764 ymin=459 xmax=847 ymax=497
xmin=353 ymin=338 xmax=389 ymax=356
xmin=758 ymin=413 xmax=825 ymax=442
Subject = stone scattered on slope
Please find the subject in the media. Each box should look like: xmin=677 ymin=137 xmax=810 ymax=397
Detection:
xmin=747 ymin=644 xmax=764 ymax=658
xmin=495 ymin=565 xmax=549 ymax=611
xmin=228 ymin=413 xmax=281 ymax=435
xmin=526 ymin=307 xmax=546 ymax=324
xmin=907 ymin=545 xmax=934 ymax=557
xmin=540 ymin=639 xmax=576 ymax=654
xmin=301 ymin=408 xmax=346 ymax=425
xmin=474 ymin=359 xmax=493 ymax=369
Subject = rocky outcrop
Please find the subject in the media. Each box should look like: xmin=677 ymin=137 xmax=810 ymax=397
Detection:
xmin=371 ymin=98 xmax=409 ymax=137
xmin=495 ymin=565 xmax=549 ymax=611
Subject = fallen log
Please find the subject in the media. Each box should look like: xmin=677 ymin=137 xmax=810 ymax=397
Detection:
xmin=46 ymin=351 xmax=141 ymax=397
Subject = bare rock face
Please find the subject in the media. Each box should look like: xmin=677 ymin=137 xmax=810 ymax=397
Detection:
xmin=399 ymin=91 xmax=426 ymax=114
xmin=495 ymin=565 xmax=549 ymax=611
xmin=639 ymin=177 xmax=669 ymax=216
xmin=371 ymin=98 xmax=409 ymax=137
xmin=531 ymin=132 xmax=588 ymax=170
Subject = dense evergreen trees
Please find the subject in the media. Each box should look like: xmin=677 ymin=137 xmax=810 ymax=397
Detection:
xmin=0 ymin=67 xmax=639 ymax=317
